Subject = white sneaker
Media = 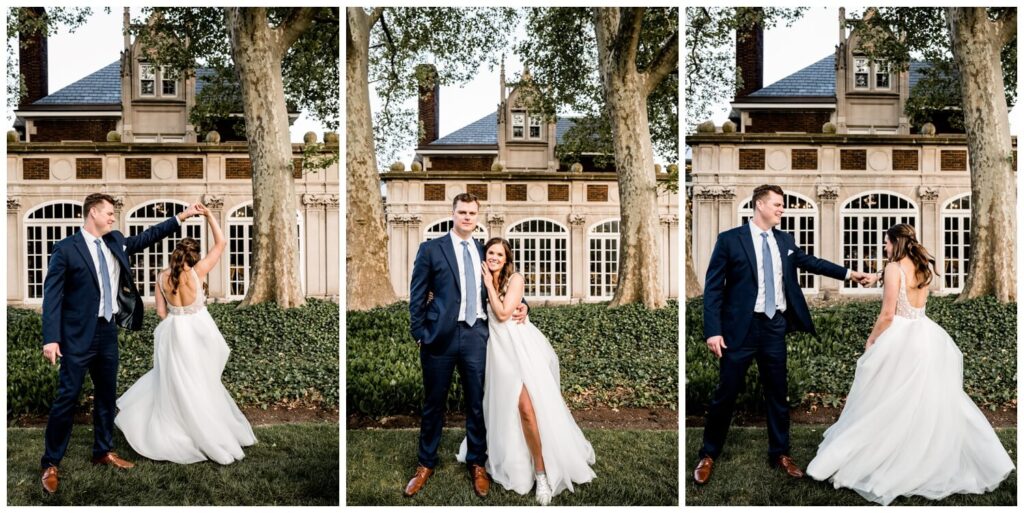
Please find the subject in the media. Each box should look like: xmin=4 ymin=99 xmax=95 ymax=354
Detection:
xmin=535 ymin=473 xmax=552 ymax=506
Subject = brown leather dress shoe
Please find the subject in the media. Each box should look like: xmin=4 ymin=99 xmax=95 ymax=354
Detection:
xmin=773 ymin=454 xmax=804 ymax=478
xmin=91 ymin=452 xmax=135 ymax=469
xmin=469 ymin=464 xmax=491 ymax=497
xmin=693 ymin=456 xmax=714 ymax=484
xmin=41 ymin=466 xmax=58 ymax=494
xmin=403 ymin=465 xmax=434 ymax=497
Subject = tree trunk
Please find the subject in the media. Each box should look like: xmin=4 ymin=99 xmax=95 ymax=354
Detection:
xmin=685 ymin=192 xmax=702 ymax=297
xmin=345 ymin=8 xmax=398 ymax=310
xmin=225 ymin=8 xmax=305 ymax=308
xmin=594 ymin=8 xmax=664 ymax=309
xmin=947 ymin=8 xmax=1016 ymax=302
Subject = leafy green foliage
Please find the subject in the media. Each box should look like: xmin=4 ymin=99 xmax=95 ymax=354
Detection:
xmin=347 ymin=301 xmax=678 ymax=417
xmin=7 ymin=300 xmax=339 ymax=415
xmin=686 ymin=296 xmax=1016 ymax=415
xmin=363 ymin=7 xmax=519 ymax=168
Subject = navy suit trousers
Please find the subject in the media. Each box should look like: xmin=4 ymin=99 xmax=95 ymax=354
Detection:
xmin=41 ymin=318 xmax=119 ymax=468
xmin=700 ymin=312 xmax=790 ymax=460
xmin=417 ymin=320 xmax=488 ymax=468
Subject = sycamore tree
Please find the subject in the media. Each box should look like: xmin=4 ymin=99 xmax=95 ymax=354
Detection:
xmin=132 ymin=8 xmax=339 ymax=308
xmin=850 ymin=7 xmax=1016 ymax=302
xmin=346 ymin=7 xmax=518 ymax=311
xmin=515 ymin=8 xmax=678 ymax=308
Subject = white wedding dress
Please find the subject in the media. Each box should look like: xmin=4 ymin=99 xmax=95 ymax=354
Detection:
xmin=457 ymin=301 xmax=596 ymax=497
xmin=807 ymin=268 xmax=1014 ymax=505
xmin=115 ymin=269 xmax=256 ymax=464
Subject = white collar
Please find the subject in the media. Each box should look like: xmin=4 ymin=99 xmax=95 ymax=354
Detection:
xmin=449 ymin=230 xmax=474 ymax=246
xmin=81 ymin=226 xmax=103 ymax=246
xmin=749 ymin=221 xmax=774 ymax=240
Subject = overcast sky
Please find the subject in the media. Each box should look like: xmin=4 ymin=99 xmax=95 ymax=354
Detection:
xmin=5 ymin=7 xmax=328 ymax=142
xmin=704 ymin=6 xmax=1018 ymax=130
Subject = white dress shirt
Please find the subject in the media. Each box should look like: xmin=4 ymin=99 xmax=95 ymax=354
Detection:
xmin=449 ymin=231 xmax=485 ymax=322
xmin=81 ymin=228 xmax=120 ymax=317
xmin=749 ymin=222 xmax=786 ymax=314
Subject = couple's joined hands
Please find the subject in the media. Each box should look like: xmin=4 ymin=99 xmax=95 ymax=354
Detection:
xmin=850 ymin=270 xmax=879 ymax=287
xmin=178 ymin=202 xmax=212 ymax=222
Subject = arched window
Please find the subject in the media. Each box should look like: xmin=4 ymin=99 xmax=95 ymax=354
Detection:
xmin=423 ymin=219 xmax=487 ymax=244
xmin=738 ymin=192 xmax=818 ymax=290
xmin=841 ymin=192 xmax=917 ymax=290
xmin=126 ymin=201 xmax=205 ymax=298
xmin=507 ymin=219 xmax=568 ymax=300
xmin=588 ymin=219 xmax=619 ymax=299
xmin=941 ymin=194 xmax=971 ymax=292
xmin=25 ymin=202 xmax=83 ymax=300
xmin=227 ymin=203 xmax=304 ymax=298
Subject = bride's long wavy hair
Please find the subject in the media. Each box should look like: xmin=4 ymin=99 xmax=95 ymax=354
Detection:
xmin=167 ymin=238 xmax=207 ymax=295
xmin=483 ymin=237 xmax=515 ymax=300
xmin=884 ymin=223 xmax=938 ymax=289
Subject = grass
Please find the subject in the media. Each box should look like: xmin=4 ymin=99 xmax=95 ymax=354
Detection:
xmin=685 ymin=426 xmax=1017 ymax=506
xmin=347 ymin=428 xmax=678 ymax=506
xmin=8 ymin=423 xmax=339 ymax=506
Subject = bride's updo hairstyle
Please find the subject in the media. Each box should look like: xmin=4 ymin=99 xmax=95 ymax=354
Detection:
xmin=168 ymin=238 xmax=203 ymax=295
xmin=884 ymin=223 xmax=938 ymax=289
xmin=483 ymin=237 xmax=515 ymax=299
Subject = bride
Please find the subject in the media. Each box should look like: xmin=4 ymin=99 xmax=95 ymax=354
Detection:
xmin=115 ymin=203 xmax=256 ymax=464
xmin=806 ymin=224 xmax=1013 ymax=504
xmin=457 ymin=237 xmax=595 ymax=505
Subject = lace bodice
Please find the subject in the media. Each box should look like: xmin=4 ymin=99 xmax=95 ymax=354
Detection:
xmin=159 ymin=268 xmax=206 ymax=315
xmin=895 ymin=267 xmax=926 ymax=320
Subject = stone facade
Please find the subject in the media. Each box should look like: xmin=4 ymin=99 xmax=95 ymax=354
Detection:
xmin=7 ymin=142 xmax=340 ymax=306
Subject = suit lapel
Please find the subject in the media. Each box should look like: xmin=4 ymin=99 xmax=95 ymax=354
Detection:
xmin=773 ymin=229 xmax=791 ymax=283
xmin=103 ymin=233 xmax=131 ymax=272
xmin=739 ymin=228 xmax=758 ymax=281
xmin=72 ymin=231 xmax=101 ymax=291
xmin=439 ymin=235 xmax=460 ymax=287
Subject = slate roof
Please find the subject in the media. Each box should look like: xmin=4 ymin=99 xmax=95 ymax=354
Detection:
xmin=746 ymin=54 xmax=930 ymax=98
xmin=28 ymin=62 xmax=227 ymax=107
xmin=427 ymin=110 xmax=578 ymax=146
xmin=32 ymin=60 xmax=121 ymax=105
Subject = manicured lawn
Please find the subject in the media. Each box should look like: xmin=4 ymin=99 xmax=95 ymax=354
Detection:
xmin=347 ymin=428 xmax=678 ymax=506
xmin=684 ymin=426 xmax=1016 ymax=506
xmin=8 ymin=423 xmax=339 ymax=506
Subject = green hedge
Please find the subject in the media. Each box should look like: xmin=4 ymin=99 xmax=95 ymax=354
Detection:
xmin=347 ymin=301 xmax=679 ymax=417
xmin=686 ymin=295 xmax=1016 ymax=415
xmin=8 ymin=299 xmax=339 ymax=415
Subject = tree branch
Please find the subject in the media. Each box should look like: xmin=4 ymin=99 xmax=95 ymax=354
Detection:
xmin=277 ymin=7 xmax=316 ymax=52
xmin=368 ymin=7 xmax=385 ymax=29
xmin=996 ymin=9 xmax=1016 ymax=47
xmin=618 ymin=7 xmax=645 ymax=74
xmin=644 ymin=30 xmax=679 ymax=96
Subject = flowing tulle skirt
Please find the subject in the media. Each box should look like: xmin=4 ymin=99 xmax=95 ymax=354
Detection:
xmin=807 ymin=316 xmax=1013 ymax=505
xmin=458 ymin=314 xmax=596 ymax=496
xmin=115 ymin=309 xmax=256 ymax=464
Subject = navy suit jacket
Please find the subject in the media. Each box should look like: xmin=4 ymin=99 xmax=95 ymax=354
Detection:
xmin=703 ymin=225 xmax=848 ymax=348
xmin=409 ymin=235 xmax=488 ymax=345
xmin=41 ymin=217 xmax=181 ymax=354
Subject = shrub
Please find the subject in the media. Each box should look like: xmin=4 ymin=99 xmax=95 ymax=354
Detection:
xmin=347 ymin=301 xmax=679 ymax=417
xmin=686 ymin=295 xmax=1016 ymax=415
xmin=7 ymin=299 xmax=339 ymax=415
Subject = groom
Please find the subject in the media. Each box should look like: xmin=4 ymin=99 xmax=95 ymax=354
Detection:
xmin=405 ymin=192 xmax=527 ymax=498
xmin=694 ymin=184 xmax=877 ymax=485
xmin=39 ymin=193 xmax=201 ymax=494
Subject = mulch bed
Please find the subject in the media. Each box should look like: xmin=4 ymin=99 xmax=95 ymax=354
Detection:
xmin=685 ymin=405 xmax=1017 ymax=428
xmin=348 ymin=407 xmax=678 ymax=430
xmin=10 ymin=406 xmax=339 ymax=428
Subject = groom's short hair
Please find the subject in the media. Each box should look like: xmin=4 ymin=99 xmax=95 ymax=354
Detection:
xmin=752 ymin=184 xmax=784 ymax=206
xmin=83 ymin=193 xmax=116 ymax=215
xmin=452 ymin=192 xmax=480 ymax=211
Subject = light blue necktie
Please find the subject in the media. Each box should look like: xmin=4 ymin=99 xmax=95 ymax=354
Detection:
xmin=762 ymin=232 xmax=776 ymax=319
xmin=95 ymin=239 xmax=113 ymax=321
xmin=462 ymin=241 xmax=477 ymax=326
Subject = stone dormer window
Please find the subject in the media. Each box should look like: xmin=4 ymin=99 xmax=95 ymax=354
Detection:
xmin=853 ymin=57 xmax=870 ymax=89
xmin=512 ymin=111 xmax=525 ymax=139
xmin=140 ymin=63 xmax=156 ymax=96
xmin=162 ymin=66 xmax=178 ymax=96
xmin=529 ymin=114 xmax=542 ymax=139
xmin=875 ymin=60 xmax=890 ymax=89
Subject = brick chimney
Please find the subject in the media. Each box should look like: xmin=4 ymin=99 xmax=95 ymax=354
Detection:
xmin=18 ymin=7 xmax=49 ymax=107
xmin=416 ymin=64 xmax=439 ymax=146
xmin=735 ymin=7 xmax=764 ymax=98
